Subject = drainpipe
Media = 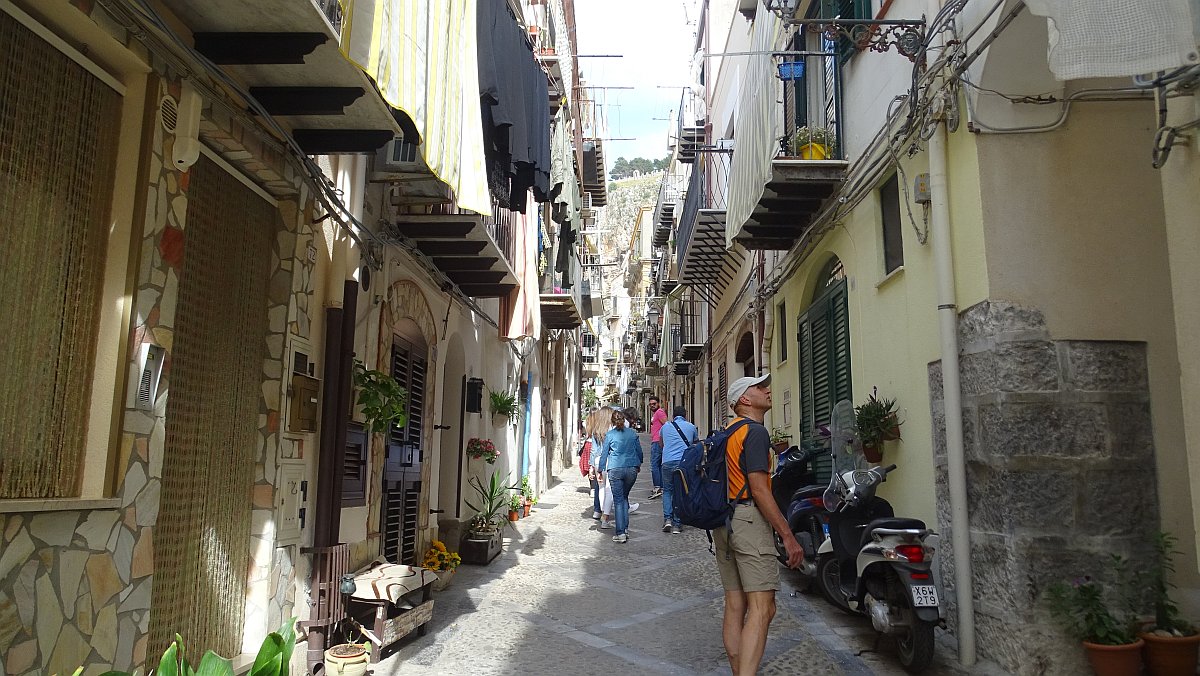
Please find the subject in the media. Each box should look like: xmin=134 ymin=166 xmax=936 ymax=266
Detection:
xmin=928 ymin=79 xmax=977 ymax=667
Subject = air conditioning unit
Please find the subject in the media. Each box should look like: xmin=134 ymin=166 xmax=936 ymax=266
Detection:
xmin=377 ymin=133 xmax=420 ymax=172
xmin=581 ymin=192 xmax=593 ymax=210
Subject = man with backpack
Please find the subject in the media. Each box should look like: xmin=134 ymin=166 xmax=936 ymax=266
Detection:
xmin=660 ymin=405 xmax=697 ymax=534
xmin=715 ymin=374 xmax=803 ymax=675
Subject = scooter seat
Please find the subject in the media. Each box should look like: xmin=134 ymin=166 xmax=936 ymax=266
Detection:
xmin=860 ymin=517 xmax=926 ymax=547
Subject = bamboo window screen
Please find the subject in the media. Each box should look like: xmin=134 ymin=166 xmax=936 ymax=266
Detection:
xmin=0 ymin=12 xmax=121 ymax=498
xmin=148 ymin=155 xmax=275 ymax=657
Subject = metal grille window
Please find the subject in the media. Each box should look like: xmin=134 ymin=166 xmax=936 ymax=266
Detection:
xmin=343 ymin=423 xmax=367 ymax=507
xmin=0 ymin=11 xmax=122 ymax=498
xmin=717 ymin=362 xmax=728 ymax=424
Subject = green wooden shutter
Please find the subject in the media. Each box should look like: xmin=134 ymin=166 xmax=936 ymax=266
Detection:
xmin=821 ymin=0 xmax=873 ymax=62
xmin=796 ymin=279 xmax=851 ymax=441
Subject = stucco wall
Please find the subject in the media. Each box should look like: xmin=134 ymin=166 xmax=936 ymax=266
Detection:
xmin=975 ymin=101 xmax=1198 ymax=592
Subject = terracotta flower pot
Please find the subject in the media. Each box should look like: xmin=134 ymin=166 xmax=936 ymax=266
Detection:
xmin=508 ymin=509 xmax=520 ymax=521
xmin=1141 ymin=631 xmax=1200 ymax=676
xmin=523 ymin=503 xmax=531 ymax=517
xmin=863 ymin=442 xmax=883 ymax=463
xmin=1083 ymin=638 xmax=1144 ymax=676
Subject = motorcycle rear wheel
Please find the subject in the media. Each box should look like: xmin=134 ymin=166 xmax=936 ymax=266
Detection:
xmin=897 ymin=617 xmax=936 ymax=673
xmin=815 ymin=554 xmax=854 ymax=614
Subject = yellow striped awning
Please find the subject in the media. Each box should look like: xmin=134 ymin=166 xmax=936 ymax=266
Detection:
xmin=340 ymin=0 xmax=490 ymax=215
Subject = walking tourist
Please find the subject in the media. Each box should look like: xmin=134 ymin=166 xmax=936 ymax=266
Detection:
xmin=599 ymin=408 xmax=643 ymax=543
xmin=582 ymin=408 xmax=608 ymax=520
xmin=659 ymin=405 xmax=696 ymax=534
xmin=647 ymin=395 xmax=667 ymax=499
xmin=714 ymin=374 xmax=804 ymax=674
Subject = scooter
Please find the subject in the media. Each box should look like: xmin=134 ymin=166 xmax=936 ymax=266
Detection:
xmin=814 ymin=402 xmax=945 ymax=674
xmin=770 ymin=443 xmax=832 ymax=590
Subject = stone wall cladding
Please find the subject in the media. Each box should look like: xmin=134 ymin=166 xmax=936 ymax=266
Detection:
xmin=0 ymin=63 xmax=312 ymax=673
xmin=929 ymin=300 xmax=1157 ymax=676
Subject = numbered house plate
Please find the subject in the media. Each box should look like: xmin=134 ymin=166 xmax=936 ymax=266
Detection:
xmin=911 ymin=585 xmax=939 ymax=607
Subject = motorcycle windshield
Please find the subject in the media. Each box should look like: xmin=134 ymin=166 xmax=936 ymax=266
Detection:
xmin=822 ymin=400 xmax=867 ymax=512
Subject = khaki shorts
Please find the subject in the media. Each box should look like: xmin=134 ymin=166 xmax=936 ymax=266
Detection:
xmin=713 ymin=503 xmax=780 ymax=593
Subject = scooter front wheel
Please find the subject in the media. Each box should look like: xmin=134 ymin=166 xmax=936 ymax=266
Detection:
xmin=815 ymin=554 xmax=853 ymax=614
xmin=897 ymin=616 xmax=936 ymax=673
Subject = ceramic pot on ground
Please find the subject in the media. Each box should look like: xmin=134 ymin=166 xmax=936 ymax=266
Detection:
xmin=324 ymin=643 xmax=370 ymax=676
xmin=431 ymin=568 xmax=456 ymax=592
xmin=523 ymin=501 xmax=531 ymax=517
xmin=1083 ymin=639 xmax=1144 ymax=676
xmin=1141 ymin=631 xmax=1200 ymax=676
xmin=508 ymin=509 xmax=519 ymax=521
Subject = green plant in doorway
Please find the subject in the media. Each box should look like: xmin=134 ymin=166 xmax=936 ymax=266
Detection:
xmin=489 ymin=388 xmax=519 ymax=419
xmin=78 ymin=617 xmax=297 ymax=676
xmin=353 ymin=359 xmax=408 ymax=433
xmin=465 ymin=470 xmax=519 ymax=535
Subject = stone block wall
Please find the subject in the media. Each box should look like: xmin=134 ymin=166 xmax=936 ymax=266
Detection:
xmin=930 ymin=301 xmax=1158 ymax=675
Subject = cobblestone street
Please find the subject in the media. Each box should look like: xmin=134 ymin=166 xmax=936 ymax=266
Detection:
xmin=378 ymin=449 xmax=992 ymax=675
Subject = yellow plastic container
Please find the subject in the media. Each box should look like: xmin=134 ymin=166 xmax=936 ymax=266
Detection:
xmin=799 ymin=143 xmax=829 ymax=160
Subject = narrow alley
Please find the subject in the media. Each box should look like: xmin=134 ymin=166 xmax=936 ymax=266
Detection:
xmin=379 ymin=437 xmax=972 ymax=675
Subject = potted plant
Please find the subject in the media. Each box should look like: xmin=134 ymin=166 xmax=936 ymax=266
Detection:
xmin=489 ymin=388 xmax=519 ymax=425
xmin=461 ymin=471 xmax=518 ymax=565
xmin=1047 ymin=559 xmax=1144 ymax=676
xmin=508 ymin=493 xmax=522 ymax=521
xmin=465 ymin=437 xmax=498 ymax=464
xmin=352 ymin=359 xmax=408 ymax=433
xmin=769 ymin=427 xmax=792 ymax=454
xmin=789 ymin=126 xmax=838 ymax=160
xmin=855 ymin=387 xmax=902 ymax=463
xmin=1140 ymin=531 xmax=1200 ymax=675
xmin=420 ymin=539 xmax=462 ymax=592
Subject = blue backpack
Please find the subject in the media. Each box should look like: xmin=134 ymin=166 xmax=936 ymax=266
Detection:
xmin=670 ymin=419 xmax=751 ymax=531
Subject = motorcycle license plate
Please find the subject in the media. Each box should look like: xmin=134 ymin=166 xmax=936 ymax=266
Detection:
xmin=911 ymin=585 xmax=938 ymax=607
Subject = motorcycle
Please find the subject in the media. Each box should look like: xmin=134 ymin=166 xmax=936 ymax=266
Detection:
xmin=770 ymin=442 xmax=832 ymax=590
xmin=814 ymin=401 xmax=944 ymax=674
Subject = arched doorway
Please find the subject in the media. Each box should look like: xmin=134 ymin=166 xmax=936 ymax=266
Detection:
xmin=735 ymin=330 xmax=756 ymax=377
xmin=796 ymin=255 xmax=851 ymax=441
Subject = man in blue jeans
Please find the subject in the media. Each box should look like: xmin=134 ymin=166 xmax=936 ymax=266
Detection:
xmin=659 ymin=405 xmax=697 ymax=534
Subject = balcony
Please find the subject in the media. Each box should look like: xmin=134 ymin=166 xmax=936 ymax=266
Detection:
xmin=675 ymin=150 xmax=747 ymax=297
xmin=580 ymin=139 xmax=608 ymax=207
xmin=674 ymin=89 xmax=706 ymax=164
xmin=729 ymin=50 xmax=849 ymax=250
xmin=390 ymin=202 xmax=519 ymax=298
xmin=161 ymin=0 xmax=404 ymax=156
xmin=540 ymin=250 xmax=584 ymax=329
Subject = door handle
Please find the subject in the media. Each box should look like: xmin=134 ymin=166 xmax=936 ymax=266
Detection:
xmin=434 ymin=424 xmax=451 ymax=430
xmin=429 ymin=509 xmax=445 ymax=514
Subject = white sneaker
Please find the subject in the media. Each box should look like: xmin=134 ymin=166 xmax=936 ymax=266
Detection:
xmin=592 ymin=511 xmax=602 ymax=520
xmin=599 ymin=520 xmax=614 ymax=530
xmin=612 ymin=534 xmax=629 ymax=543
xmin=629 ymin=502 xmax=640 ymax=514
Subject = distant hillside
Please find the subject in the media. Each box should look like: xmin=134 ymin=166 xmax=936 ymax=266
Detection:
xmin=598 ymin=174 xmax=659 ymax=294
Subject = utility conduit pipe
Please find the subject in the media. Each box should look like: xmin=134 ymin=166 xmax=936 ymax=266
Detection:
xmin=928 ymin=92 xmax=977 ymax=668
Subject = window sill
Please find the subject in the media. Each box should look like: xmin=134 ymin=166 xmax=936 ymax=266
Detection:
xmin=1 ymin=497 xmax=122 ymax=513
xmin=875 ymin=265 xmax=905 ymax=290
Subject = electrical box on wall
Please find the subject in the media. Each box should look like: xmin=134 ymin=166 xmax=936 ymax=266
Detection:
xmin=276 ymin=461 xmax=307 ymax=546
xmin=285 ymin=337 xmax=320 ymax=434
xmin=135 ymin=343 xmax=166 ymax=411
xmin=914 ymin=173 xmax=932 ymax=204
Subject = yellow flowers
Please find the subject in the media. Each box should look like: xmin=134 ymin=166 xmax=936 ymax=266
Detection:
xmin=421 ymin=539 xmax=461 ymax=571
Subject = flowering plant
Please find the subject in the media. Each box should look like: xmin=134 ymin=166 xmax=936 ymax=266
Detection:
xmin=420 ymin=539 xmax=461 ymax=572
xmin=1046 ymin=556 xmax=1140 ymax=645
xmin=465 ymin=437 xmax=498 ymax=463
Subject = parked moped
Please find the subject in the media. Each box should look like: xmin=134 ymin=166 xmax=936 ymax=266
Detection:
xmin=770 ymin=442 xmax=832 ymax=590
xmin=814 ymin=401 xmax=945 ymax=674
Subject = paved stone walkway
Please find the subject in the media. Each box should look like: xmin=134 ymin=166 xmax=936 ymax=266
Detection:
xmin=375 ymin=455 xmax=999 ymax=675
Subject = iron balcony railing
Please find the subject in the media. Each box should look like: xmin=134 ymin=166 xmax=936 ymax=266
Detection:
xmin=674 ymin=150 xmax=732 ymax=269
xmin=776 ymin=40 xmax=845 ymax=161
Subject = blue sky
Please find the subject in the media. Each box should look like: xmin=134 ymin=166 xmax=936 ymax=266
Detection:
xmin=573 ymin=0 xmax=697 ymax=169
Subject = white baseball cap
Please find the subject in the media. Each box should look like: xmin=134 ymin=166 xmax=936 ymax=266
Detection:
xmin=728 ymin=374 xmax=771 ymax=409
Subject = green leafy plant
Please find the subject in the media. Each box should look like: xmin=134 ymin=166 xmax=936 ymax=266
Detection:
xmin=84 ymin=618 xmax=296 ymax=676
xmin=1047 ymin=559 xmax=1139 ymax=646
xmin=353 ymin=359 xmax=408 ymax=433
xmin=769 ymin=427 xmax=792 ymax=445
xmin=509 ymin=492 xmax=523 ymax=511
xmin=489 ymin=388 xmax=519 ymax=419
xmin=855 ymin=387 xmax=902 ymax=449
xmin=465 ymin=470 xmax=519 ymax=534
xmin=519 ymin=474 xmax=532 ymax=499
xmin=583 ymin=387 xmax=599 ymax=410
xmin=1146 ymin=531 xmax=1197 ymax=636
xmin=789 ymin=126 xmax=838 ymax=157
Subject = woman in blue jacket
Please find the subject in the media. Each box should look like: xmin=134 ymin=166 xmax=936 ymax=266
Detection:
xmin=599 ymin=408 xmax=643 ymax=543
